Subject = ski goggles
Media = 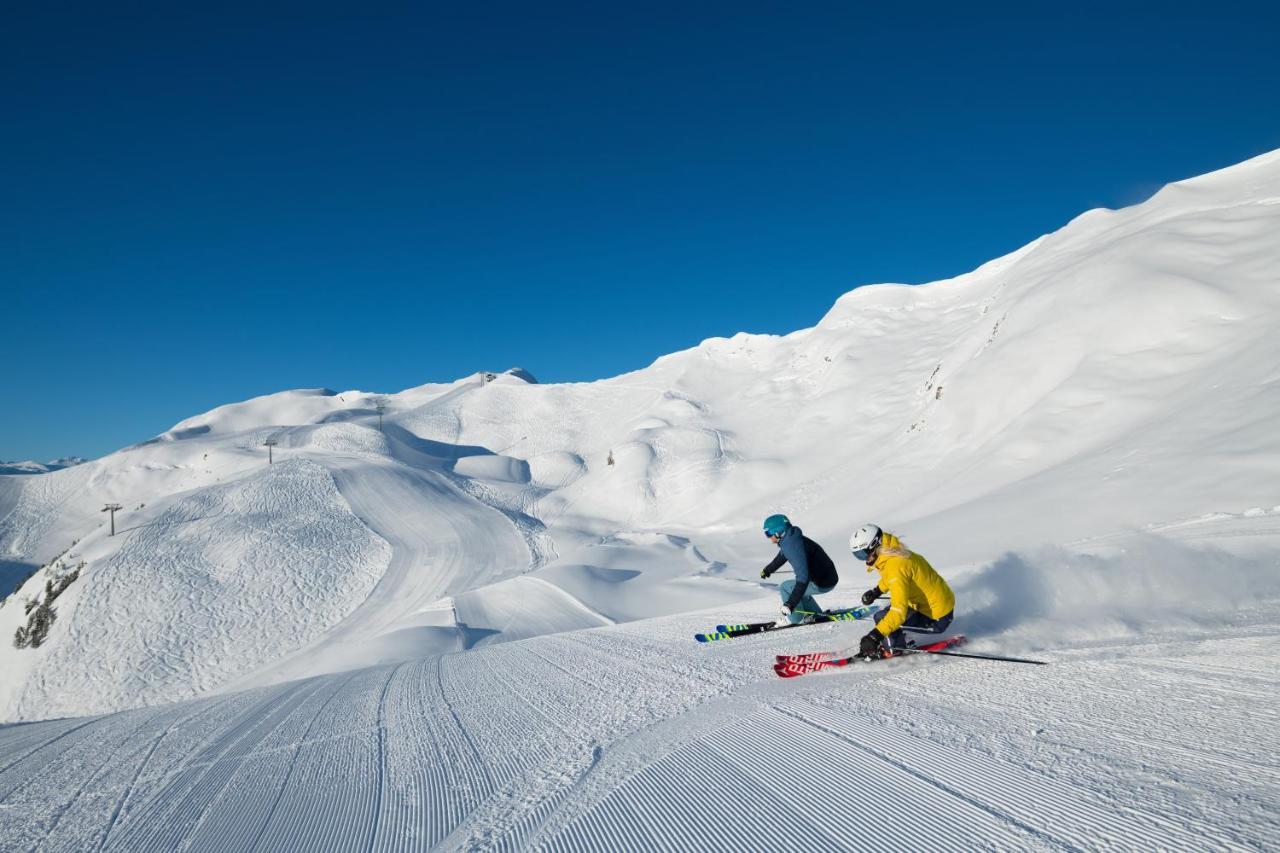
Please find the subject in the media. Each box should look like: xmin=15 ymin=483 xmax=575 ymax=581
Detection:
xmin=851 ymin=538 xmax=881 ymax=562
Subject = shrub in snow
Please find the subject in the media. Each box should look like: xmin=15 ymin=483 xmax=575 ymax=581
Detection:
xmin=25 ymin=602 xmax=56 ymax=648
xmin=45 ymin=564 xmax=81 ymax=601
xmin=10 ymin=557 xmax=84 ymax=650
xmin=14 ymin=602 xmax=58 ymax=648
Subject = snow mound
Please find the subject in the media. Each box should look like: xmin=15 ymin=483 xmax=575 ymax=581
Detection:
xmin=453 ymin=454 xmax=531 ymax=483
xmin=280 ymin=422 xmax=395 ymax=457
xmin=0 ymin=460 xmax=390 ymax=719
xmin=526 ymin=451 xmax=586 ymax=488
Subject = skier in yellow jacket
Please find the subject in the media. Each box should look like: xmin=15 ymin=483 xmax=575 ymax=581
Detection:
xmin=849 ymin=524 xmax=955 ymax=658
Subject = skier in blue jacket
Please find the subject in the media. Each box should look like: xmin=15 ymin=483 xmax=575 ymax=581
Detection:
xmin=760 ymin=514 xmax=841 ymax=625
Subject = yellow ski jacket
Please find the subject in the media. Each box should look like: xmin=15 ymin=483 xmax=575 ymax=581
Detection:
xmin=868 ymin=532 xmax=954 ymax=636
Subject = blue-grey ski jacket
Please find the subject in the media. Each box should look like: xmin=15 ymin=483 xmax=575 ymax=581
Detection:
xmin=763 ymin=525 xmax=839 ymax=610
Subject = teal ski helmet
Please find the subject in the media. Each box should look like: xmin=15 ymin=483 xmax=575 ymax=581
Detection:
xmin=762 ymin=514 xmax=791 ymax=537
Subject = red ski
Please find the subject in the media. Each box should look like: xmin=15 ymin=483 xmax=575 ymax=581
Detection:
xmin=773 ymin=635 xmax=967 ymax=678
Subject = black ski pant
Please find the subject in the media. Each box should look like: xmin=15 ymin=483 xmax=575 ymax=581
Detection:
xmin=874 ymin=607 xmax=954 ymax=650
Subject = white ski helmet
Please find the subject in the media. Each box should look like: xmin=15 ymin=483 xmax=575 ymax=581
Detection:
xmin=849 ymin=524 xmax=882 ymax=561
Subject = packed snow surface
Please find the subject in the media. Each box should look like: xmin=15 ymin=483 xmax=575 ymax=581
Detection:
xmin=2 ymin=151 xmax=1279 ymax=849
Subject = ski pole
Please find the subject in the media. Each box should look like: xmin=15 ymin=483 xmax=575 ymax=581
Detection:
xmin=903 ymin=647 xmax=1047 ymax=666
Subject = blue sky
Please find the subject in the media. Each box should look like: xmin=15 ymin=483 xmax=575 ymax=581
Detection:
xmin=4 ymin=2 xmax=1278 ymax=461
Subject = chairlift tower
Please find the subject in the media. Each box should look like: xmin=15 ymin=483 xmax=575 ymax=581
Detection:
xmin=375 ymin=401 xmax=387 ymax=433
xmin=264 ymin=438 xmax=278 ymax=464
xmin=102 ymin=503 xmax=123 ymax=536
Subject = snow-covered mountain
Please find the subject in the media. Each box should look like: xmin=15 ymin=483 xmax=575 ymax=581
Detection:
xmin=0 ymin=456 xmax=85 ymax=476
xmin=1 ymin=151 xmax=1278 ymax=850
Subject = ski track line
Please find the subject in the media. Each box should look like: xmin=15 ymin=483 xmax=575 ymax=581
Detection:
xmin=94 ymin=713 xmax=198 ymax=853
xmin=444 ymin=642 xmax=644 ymax=850
xmin=888 ymin=666 xmax=1280 ymax=786
xmin=520 ymin=691 xmax=792 ymax=848
xmin=0 ymin=721 xmax=54 ymax=762
xmin=675 ymin=738 xmax=850 ymax=849
xmin=1043 ymin=708 xmax=1280 ymax=785
xmin=509 ymin=742 xmax=606 ymax=853
xmin=102 ymin=677 xmax=335 ymax=852
xmin=558 ymin=736 xmax=850 ymax=853
xmin=516 ymin=643 xmax=615 ymax=696
xmin=1120 ymin=637 xmax=1280 ymax=673
xmin=545 ymin=786 xmax=652 ymax=853
xmin=527 ymin=631 xmax=726 ymax=697
xmin=363 ymin=664 xmax=398 ymax=853
xmin=559 ymin=629 xmax=747 ymax=694
xmin=549 ymin=630 xmax=744 ymax=711
xmin=476 ymin=635 xmax=699 ymax=852
xmin=715 ymin=707 xmax=1046 ymax=851
xmin=5 ymin=582 xmax=1275 ymax=851
xmin=0 ymin=716 xmax=102 ymax=798
xmin=814 ymin=666 xmax=1264 ymax=850
xmin=433 ymin=655 xmax=497 ymax=790
xmin=461 ymin=648 xmax=564 ymax=774
xmin=777 ymin=700 xmax=1143 ymax=850
xmin=432 ymin=662 xmax=557 ymax=850
xmin=432 ymin=645 xmax=590 ymax=850
xmin=369 ymin=657 xmax=492 ymax=852
xmin=238 ymin=670 xmax=373 ymax=853
xmin=901 ymin=654 xmax=1280 ymax=806
xmin=0 ymin=710 xmax=174 ymax=846
xmin=456 ymin=630 xmax=761 ymax=851
xmin=94 ymin=682 xmax=315 ymax=852
xmin=843 ymin=661 xmax=1274 ymax=849
xmin=553 ymin=760 xmax=676 ymax=853
xmin=199 ymin=678 xmax=349 ymax=853
xmin=83 ymin=687 xmax=285 ymax=827
xmin=1119 ymin=656 xmax=1280 ymax=699
xmin=94 ymin=691 xmax=255 ymax=853
xmin=22 ymin=706 xmax=174 ymax=853
xmin=191 ymin=666 xmax=392 ymax=853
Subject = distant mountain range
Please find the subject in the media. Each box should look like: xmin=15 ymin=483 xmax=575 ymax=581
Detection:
xmin=0 ymin=457 xmax=86 ymax=476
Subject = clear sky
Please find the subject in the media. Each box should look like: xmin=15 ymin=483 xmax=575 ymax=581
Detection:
xmin=4 ymin=1 xmax=1278 ymax=461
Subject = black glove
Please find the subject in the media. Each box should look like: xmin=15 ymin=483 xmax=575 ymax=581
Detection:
xmin=859 ymin=629 xmax=884 ymax=658
xmin=761 ymin=567 xmax=774 ymax=579
xmin=861 ymin=586 xmax=881 ymax=606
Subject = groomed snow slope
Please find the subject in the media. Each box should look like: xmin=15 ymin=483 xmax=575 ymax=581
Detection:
xmin=2 ymin=524 xmax=1277 ymax=851
xmin=2 ymin=151 xmax=1279 ymax=849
